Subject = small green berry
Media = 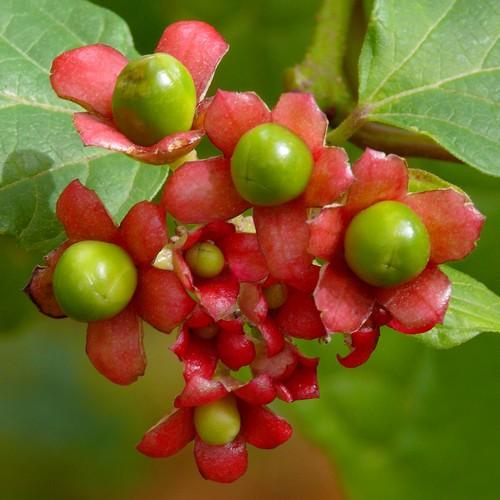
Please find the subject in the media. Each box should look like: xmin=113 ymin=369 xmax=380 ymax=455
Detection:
xmin=185 ymin=242 xmax=225 ymax=279
xmin=112 ymin=53 xmax=196 ymax=146
xmin=53 ymin=241 xmax=137 ymax=322
xmin=263 ymin=283 xmax=288 ymax=309
xmin=344 ymin=200 xmax=430 ymax=287
xmin=231 ymin=123 xmax=313 ymax=206
xmin=194 ymin=396 xmax=241 ymax=446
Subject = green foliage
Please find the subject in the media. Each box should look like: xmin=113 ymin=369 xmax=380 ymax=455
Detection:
xmin=358 ymin=0 xmax=500 ymax=176
xmin=1 ymin=1 xmax=499 ymax=498
xmin=0 ymin=0 xmax=168 ymax=253
xmin=418 ymin=266 xmax=500 ymax=348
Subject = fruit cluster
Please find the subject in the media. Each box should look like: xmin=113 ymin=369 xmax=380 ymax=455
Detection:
xmin=26 ymin=21 xmax=485 ymax=482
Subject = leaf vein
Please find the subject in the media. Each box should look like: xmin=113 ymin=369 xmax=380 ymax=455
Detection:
xmin=0 ymin=32 xmax=49 ymax=74
xmin=366 ymin=0 xmax=458 ymax=101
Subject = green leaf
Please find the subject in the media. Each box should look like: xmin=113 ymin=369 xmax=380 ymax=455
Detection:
xmin=0 ymin=0 xmax=169 ymax=253
xmin=417 ymin=265 xmax=500 ymax=349
xmin=408 ymin=168 xmax=465 ymax=194
xmin=358 ymin=0 xmax=500 ymax=176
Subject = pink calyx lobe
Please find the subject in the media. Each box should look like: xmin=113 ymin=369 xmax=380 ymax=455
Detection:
xmin=50 ymin=21 xmax=228 ymax=163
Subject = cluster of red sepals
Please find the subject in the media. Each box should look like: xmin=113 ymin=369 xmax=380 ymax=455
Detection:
xmin=26 ymin=21 xmax=484 ymax=483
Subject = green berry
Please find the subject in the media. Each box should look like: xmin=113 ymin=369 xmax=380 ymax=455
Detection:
xmin=231 ymin=123 xmax=313 ymax=206
xmin=53 ymin=241 xmax=137 ymax=322
xmin=344 ymin=200 xmax=430 ymax=287
xmin=185 ymin=242 xmax=225 ymax=279
xmin=194 ymin=396 xmax=241 ymax=446
xmin=263 ymin=283 xmax=288 ymax=309
xmin=112 ymin=53 xmax=196 ymax=146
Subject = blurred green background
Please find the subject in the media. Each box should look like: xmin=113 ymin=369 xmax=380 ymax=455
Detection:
xmin=1 ymin=1 xmax=499 ymax=499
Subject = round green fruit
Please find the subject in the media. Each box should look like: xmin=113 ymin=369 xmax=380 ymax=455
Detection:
xmin=53 ymin=241 xmax=137 ymax=322
xmin=185 ymin=242 xmax=225 ymax=279
xmin=263 ymin=283 xmax=288 ymax=309
xmin=344 ymin=201 xmax=430 ymax=287
xmin=194 ymin=396 xmax=241 ymax=446
xmin=112 ymin=53 xmax=196 ymax=146
xmin=231 ymin=123 xmax=313 ymax=206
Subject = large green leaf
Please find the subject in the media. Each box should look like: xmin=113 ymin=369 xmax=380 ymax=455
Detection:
xmin=0 ymin=0 xmax=168 ymax=253
xmin=417 ymin=265 xmax=500 ymax=349
xmin=358 ymin=0 xmax=500 ymax=176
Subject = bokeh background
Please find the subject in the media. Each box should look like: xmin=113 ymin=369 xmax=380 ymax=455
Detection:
xmin=1 ymin=1 xmax=499 ymax=499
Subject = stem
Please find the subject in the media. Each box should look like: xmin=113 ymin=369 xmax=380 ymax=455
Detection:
xmin=351 ymin=122 xmax=459 ymax=162
xmin=326 ymin=107 xmax=367 ymax=145
xmin=285 ymin=0 xmax=357 ymax=114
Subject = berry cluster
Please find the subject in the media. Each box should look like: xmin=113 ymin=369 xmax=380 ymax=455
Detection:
xmin=26 ymin=21 xmax=484 ymax=482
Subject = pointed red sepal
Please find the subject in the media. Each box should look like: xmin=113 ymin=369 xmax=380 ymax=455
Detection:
xmin=275 ymin=288 xmax=326 ymax=340
xmin=404 ymin=189 xmax=485 ymax=264
xmin=137 ymin=408 xmax=195 ymax=458
xmin=119 ymin=202 xmax=167 ymax=266
xmin=74 ymin=113 xmax=204 ymax=165
xmin=240 ymin=403 xmax=292 ymax=449
xmin=136 ymin=268 xmax=195 ymax=333
xmin=239 ymin=283 xmax=268 ymax=325
xmin=204 ymin=90 xmax=271 ymax=157
xmin=304 ymin=147 xmax=353 ymax=207
xmin=221 ymin=233 xmax=268 ymax=283
xmin=346 ymin=148 xmax=408 ymax=216
xmin=186 ymin=305 xmax=213 ymax=328
xmin=162 ymin=157 xmax=249 ymax=223
xmin=50 ymin=44 xmax=127 ymax=118
xmin=233 ymin=375 xmax=277 ymax=405
xmin=277 ymin=354 xmax=319 ymax=402
xmin=337 ymin=327 xmax=380 ymax=368
xmin=314 ymin=262 xmax=375 ymax=333
xmin=254 ymin=199 xmax=313 ymax=288
xmin=251 ymin=342 xmax=298 ymax=381
xmin=175 ymin=375 xmax=229 ymax=408
xmin=172 ymin=248 xmax=194 ymax=291
xmin=155 ymin=21 xmax=229 ymax=100
xmin=24 ymin=243 xmax=68 ymax=318
xmin=197 ymin=269 xmax=239 ymax=321
xmin=307 ymin=207 xmax=345 ymax=261
xmin=195 ymin=220 xmax=236 ymax=242
xmin=272 ymin=92 xmax=327 ymax=157
xmin=258 ymin=319 xmax=285 ymax=357
xmin=56 ymin=180 xmax=118 ymax=242
xmin=171 ymin=327 xmax=218 ymax=381
xmin=377 ymin=265 xmax=451 ymax=333
xmin=194 ymin=435 xmax=248 ymax=483
xmin=86 ymin=304 xmax=145 ymax=385
xmin=217 ymin=322 xmax=256 ymax=370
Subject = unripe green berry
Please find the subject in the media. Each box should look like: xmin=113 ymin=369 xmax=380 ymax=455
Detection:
xmin=53 ymin=241 xmax=137 ymax=322
xmin=194 ymin=396 xmax=241 ymax=446
xmin=185 ymin=242 xmax=225 ymax=279
xmin=112 ymin=53 xmax=196 ymax=146
xmin=344 ymin=200 xmax=430 ymax=287
xmin=231 ymin=123 xmax=313 ymax=206
xmin=263 ymin=283 xmax=288 ymax=309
